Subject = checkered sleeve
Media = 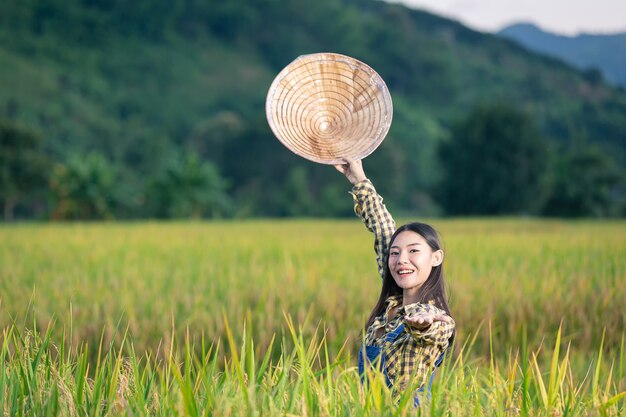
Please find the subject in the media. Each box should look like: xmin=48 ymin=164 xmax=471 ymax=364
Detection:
xmin=403 ymin=303 xmax=455 ymax=349
xmin=350 ymin=179 xmax=396 ymax=279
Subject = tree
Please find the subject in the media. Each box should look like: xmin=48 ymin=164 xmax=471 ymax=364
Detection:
xmin=186 ymin=111 xmax=246 ymax=163
xmin=50 ymin=152 xmax=118 ymax=220
xmin=0 ymin=121 xmax=50 ymax=221
xmin=147 ymin=151 xmax=231 ymax=218
xmin=542 ymin=145 xmax=623 ymax=217
xmin=438 ymin=104 xmax=549 ymax=215
xmin=275 ymin=167 xmax=314 ymax=217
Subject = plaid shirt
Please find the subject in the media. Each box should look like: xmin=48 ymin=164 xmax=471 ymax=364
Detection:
xmin=351 ymin=179 xmax=455 ymax=390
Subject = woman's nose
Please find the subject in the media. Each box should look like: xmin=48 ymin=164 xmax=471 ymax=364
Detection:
xmin=398 ymin=251 xmax=409 ymax=263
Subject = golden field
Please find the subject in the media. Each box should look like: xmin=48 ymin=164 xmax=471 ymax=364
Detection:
xmin=0 ymin=219 xmax=624 ymax=415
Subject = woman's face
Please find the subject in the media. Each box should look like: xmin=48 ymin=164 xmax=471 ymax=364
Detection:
xmin=388 ymin=230 xmax=443 ymax=295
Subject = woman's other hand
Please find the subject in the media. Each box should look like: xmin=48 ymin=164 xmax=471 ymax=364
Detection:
xmin=334 ymin=159 xmax=367 ymax=185
xmin=405 ymin=312 xmax=453 ymax=331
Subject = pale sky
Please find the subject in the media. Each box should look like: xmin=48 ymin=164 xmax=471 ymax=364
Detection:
xmin=388 ymin=0 xmax=626 ymax=35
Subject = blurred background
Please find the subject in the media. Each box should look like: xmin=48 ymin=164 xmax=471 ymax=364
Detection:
xmin=1 ymin=0 xmax=625 ymax=221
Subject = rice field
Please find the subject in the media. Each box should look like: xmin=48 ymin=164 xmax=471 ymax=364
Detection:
xmin=0 ymin=219 xmax=625 ymax=415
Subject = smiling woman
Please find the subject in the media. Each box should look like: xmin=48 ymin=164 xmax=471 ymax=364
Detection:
xmin=334 ymin=159 xmax=455 ymax=404
xmin=388 ymin=227 xmax=443 ymax=303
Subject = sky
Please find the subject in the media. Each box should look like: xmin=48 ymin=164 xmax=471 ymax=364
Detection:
xmin=388 ymin=0 xmax=626 ymax=35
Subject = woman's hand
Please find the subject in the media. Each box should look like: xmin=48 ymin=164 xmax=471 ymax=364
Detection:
xmin=334 ymin=159 xmax=367 ymax=185
xmin=405 ymin=312 xmax=453 ymax=331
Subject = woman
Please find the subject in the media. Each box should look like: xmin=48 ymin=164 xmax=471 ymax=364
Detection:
xmin=335 ymin=159 xmax=455 ymax=402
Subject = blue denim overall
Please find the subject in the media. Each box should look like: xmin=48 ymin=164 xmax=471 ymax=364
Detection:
xmin=358 ymin=323 xmax=444 ymax=406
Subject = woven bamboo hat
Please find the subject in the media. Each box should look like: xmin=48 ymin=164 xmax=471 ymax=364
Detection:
xmin=266 ymin=53 xmax=393 ymax=164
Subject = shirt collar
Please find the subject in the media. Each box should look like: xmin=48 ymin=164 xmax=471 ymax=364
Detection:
xmin=383 ymin=294 xmax=404 ymax=317
xmin=385 ymin=295 xmax=437 ymax=312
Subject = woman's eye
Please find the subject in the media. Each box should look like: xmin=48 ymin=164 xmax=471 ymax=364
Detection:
xmin=390 ymin=251 xmax=399 ymax=256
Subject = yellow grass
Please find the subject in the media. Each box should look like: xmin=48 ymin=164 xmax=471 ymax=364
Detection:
xmin=0 ymin=219 xmax=624 ymax=373
xmin=1 ymin=219 xmax=625 ymax=415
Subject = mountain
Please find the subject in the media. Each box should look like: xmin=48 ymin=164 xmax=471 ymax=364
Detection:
xmin=498 ymin=23 xmax=626 ymax=88
xmin=1 ymin=1 xmax=625 ymax=217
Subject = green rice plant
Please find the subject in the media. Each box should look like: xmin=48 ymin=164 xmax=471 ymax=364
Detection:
xmin=1 ymin=313 xmax=624 ymax=416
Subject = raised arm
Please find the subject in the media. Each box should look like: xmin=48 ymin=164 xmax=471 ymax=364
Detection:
xmin=335 ymin=160 xmax=396 ymax=278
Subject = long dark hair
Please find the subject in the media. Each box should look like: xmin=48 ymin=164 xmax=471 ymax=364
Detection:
xmin=365 ymin=222 xmax=452 ymax=329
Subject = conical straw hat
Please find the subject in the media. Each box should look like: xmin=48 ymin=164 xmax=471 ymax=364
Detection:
xmin=266 ymin=53 xmax=393 ymax=164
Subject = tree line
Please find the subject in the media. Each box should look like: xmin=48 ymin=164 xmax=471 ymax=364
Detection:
xmin=1 ymin=0 xmax=625 ymax=221
xmin=3 ymin=103 xmax=623 ymax=221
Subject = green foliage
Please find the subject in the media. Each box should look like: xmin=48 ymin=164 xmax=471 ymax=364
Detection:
xmin=277 ymin=167 xmax=315 ymax=217
xmin=438 ymin=104 xmax=549 ymax=215
xmin=50 ymin=152 xmax=119 ymax=220
xmin=1 ymin=0 xmax=626 ymax=217
xmin=185 ymin=111 xmax=247 ymax=162
xmin=0 ymin=120 xmax=50 ymax=220
xmin=543 ymin=145 xmax=624 ymax=217
xmin=147 ymin=151 xmax=231 ymax=219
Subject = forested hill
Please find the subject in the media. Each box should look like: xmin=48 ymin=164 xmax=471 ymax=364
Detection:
xmin=1 ymin=0 xmax=625 ymax=219
xmin=499 ymin=23 xmax=626 ymax=88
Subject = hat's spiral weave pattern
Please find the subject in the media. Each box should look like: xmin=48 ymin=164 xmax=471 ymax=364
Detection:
xmin=266 ymin=53 xmax=393 ymax=164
